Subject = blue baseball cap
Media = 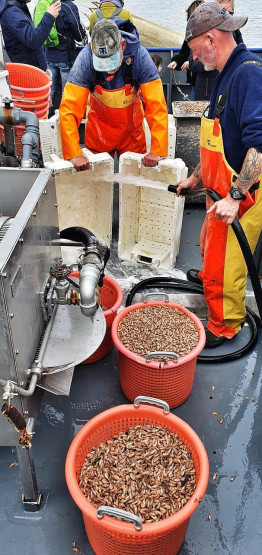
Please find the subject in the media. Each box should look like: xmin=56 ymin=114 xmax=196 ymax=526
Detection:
xmin=92 ymin=19 xmax=122 ymax=72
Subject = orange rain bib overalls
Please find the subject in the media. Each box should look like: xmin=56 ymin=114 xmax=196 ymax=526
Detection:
xmin=84 ymin=80 xmax=146 ymax=156
xmin=199 ymin=108 xmax=262 ymax=339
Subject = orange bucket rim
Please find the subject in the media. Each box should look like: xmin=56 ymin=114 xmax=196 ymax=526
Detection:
xmin=65 ymin=403 xmax=209 ymax=535
xmin=6 ymin=62 xmax=51 ymax=93
xmin=11 ymin=91 xmax=51 ymax=102
xmin=69 ymin=273 xmax=123 ymax=316
xmin=111 ymin=301 xmax=206 ymax=367
xmin=12 ymin=99 xmax=50 ymax=110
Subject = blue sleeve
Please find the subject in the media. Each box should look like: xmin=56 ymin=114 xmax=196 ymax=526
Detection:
xmin=63 ymin=2 xmax=87 ymax=43
xmin=68 ymin=46 xmax=95 ymax=89
xmin=230 ymin=64 xmax=262 ymax=152
xmin=1 ymin=9 xmax=55 ymax=50
xmin=132 ymin=46 xmax=160 ymax=85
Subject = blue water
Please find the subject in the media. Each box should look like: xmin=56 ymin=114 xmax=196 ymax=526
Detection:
xmin=127 ymin=0 xmax=262 ymax=48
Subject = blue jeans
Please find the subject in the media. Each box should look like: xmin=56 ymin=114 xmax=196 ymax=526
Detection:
xmin=47 ymin=61 xmax=72 ymax=117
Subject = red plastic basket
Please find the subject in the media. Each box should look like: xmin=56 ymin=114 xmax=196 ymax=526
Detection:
xmin=65 ymin=398 xmax=209 ymax=555
xmin=112 ymin=301 xmax=205 ymax=409
xmin=0 ymin=119 xmax=47 ymax=158
xmin=6 ymin=63 xmax=51 ymax=100
xmin=70 ymin=273 xmax=123 ymax=363
xmin=0 ymin=64 xmax=50 ymax=157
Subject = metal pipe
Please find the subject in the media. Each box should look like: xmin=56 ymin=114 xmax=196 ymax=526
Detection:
xmin=0 ymin=306 xmax=57 ymax=398
xmin=0 ymin=104 xmax=39 ymax=167
xmin=51 ymin=238 xmax=84 ymax=247
xmin=0 ymin=374 xmax=38 ymax=400
xmin=79 ymin=261 xmax=101 ymax=316
xmin=35 ymin=305 xmax=58 ymax=364
xmin=59 ymin=227 xmax=110 ymax=317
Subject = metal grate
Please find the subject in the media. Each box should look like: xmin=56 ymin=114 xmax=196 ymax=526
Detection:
xmin=0 ymin=217 xmax=13 ymax=243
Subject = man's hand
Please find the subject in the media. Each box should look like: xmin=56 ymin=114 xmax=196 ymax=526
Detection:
xmin=71 ymin=155 xmax=90 ymax=172
xmin=176 ymin=174 xmax=199 ymax=196
xmin=142 ymin=153 xmax=161 ymax=167
xmin=47 ymin=0 xmax=61 ymax=18
xmin=181 ymin=61 xmax=189 ymax=71
xmin=167 ymin=61 xmax=177 ymax=70
xmin=207 ymin=195 xmax=240 ymax=225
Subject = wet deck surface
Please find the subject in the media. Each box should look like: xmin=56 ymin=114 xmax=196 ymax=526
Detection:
xmin=1 ymin=204 xmax=262 ymax=555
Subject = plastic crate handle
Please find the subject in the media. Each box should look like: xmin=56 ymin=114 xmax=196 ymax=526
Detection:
xmin=97 ymin=506 xmax=142 ymax=531
xmin=146 ymin=352 xmax=179 ymax=363
xmin=134 ymin=396 xmax=170 ymax=414
xmin=143 ymin=292 xmax=169 ymax=301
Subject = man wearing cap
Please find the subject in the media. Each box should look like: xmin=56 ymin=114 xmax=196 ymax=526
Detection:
xmin=59 ymin=18 xmax=168 ymax=169
xmin=176 ymin=2 xmax=262 ymax=348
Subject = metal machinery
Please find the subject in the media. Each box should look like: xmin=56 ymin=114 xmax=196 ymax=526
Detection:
xmin=0 ymin=168 xmax=109 ymax=508
xmin=0 ymin=43 xmax=111 ymax=508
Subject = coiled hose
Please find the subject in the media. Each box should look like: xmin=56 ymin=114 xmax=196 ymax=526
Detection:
xmin=126 ymin=186 xmax=262 ymax=363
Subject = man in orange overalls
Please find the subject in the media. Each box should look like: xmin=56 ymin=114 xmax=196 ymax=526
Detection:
xmin=59 ymin=18 xmax=168 ymax=171
xmin=176 ymin=2 xmax=262 ymax=348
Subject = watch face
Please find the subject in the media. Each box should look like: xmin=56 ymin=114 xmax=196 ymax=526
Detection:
xmin=232 ymin=189 xmax=241 ymax=199
xmin=230 ymin=188 xmax=245 ymax=200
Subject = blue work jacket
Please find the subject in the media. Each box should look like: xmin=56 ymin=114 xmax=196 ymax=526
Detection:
xmin=0 ymin=0 xmax=55 ymax=70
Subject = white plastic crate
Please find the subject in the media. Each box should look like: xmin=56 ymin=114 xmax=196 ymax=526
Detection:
xmin=118 ymin=152 xmax=188 ymax=270
xmin=39 ymin=112 xmax=63 ymax=164
xmin=39 ymin=113 xmax=114 ymax=245
xmin=144 ymin=114 xmax=176 ymax=158
xmin=0 ymin=70 xmax=11 ymax=103
xmin=53 ymin=150 xmax=114 ymax=246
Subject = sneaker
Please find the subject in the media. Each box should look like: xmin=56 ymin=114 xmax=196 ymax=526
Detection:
xmin=186 ymin=269 xmax=203 ymax=286
xmin=205 ymin=328 xmax=226 ymax=349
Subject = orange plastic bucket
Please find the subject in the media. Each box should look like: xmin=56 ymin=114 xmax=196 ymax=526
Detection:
xmin=112 ymin=301 xmax=205 ymax=408
xmin=70 ymin=272 xmax=123 ymax=363
xmin=0 ymin=116 xmax=47 ymax=158
xmin=6 ymin=62 xmax=51 ymax=114
xmin=65 ymin=398 xmax=209 ymax=555
xmin=16 ymin=98 xmax=49 ymax=111
xmin=6 ymin=63 xmax=51 ymax=99
xmin=0 ymin=63 xmax=51 ymax=156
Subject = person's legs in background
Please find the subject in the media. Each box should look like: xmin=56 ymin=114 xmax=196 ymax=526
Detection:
xmin=59 ymin=62 xmax=72 ymax=96
xmin=48 ymin=62 xmax=60 ymax=117
xmin=48 ymin=62 xmax=72 ymax=117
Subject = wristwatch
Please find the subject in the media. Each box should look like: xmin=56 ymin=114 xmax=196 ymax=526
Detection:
xmin=229 ymin=187 xmax=247 ymax=201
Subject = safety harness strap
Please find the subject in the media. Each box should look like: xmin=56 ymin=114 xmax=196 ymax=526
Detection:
xmin=95 ymin=7 xmax=123 ymax=22
xmin=94 ymin=56 xmax=137 ymax=89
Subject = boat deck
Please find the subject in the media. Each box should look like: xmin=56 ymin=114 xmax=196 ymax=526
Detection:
xmin=1 ymin=203 xmax=262 ymax=555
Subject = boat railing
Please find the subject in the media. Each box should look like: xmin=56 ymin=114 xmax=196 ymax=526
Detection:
xmin=75 ymin=46 xmax=262 ymax=113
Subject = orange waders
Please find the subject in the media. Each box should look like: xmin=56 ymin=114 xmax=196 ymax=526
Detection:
xmin=84 ymin=83 xmax=146 ymax=155
xmin=199 ymin=115 xmax=262 ymax=338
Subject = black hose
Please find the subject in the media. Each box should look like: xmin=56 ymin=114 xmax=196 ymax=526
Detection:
xmin=125 ymin=276 xmax=258 ymax=363
xmin=125 ymin=186 xmax=262 ymax=363
xmin=60 ymin=226 xmax=110 ymax=265
xmin=199 ymin=308 xmax=258 ymax=363
xmin=168 ymin=185 xmax=262 ymax=321
xmin=126 ymin=276 xmax=204 ymax=306
xmin=60 ymin=226 xmax=94 ymax=248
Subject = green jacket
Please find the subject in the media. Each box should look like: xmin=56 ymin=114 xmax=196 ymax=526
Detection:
xmin=34 ymin=0 xmax=59 ymax=47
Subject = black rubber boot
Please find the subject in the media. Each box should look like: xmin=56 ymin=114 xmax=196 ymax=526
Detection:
xmin=205 ymin=328 xmax=226 ymax=349
xmin=186 ymin=269 xmax=203 ymax=286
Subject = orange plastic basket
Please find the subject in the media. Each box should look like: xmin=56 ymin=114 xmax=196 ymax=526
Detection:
xmin=70 ymin=273 xmax=123 ymax=363
xmin=65 ymin=397 xmax=209 ymax=555
xmin=6 ymin=63 xmax=51 ymax=100
xmin=0 ymin=117 xmax=47 ymax=159
xmin=112 ymin=301 xmax=205 ymax=409
xmin=0 ymin=63 xmax=50 ymax=157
